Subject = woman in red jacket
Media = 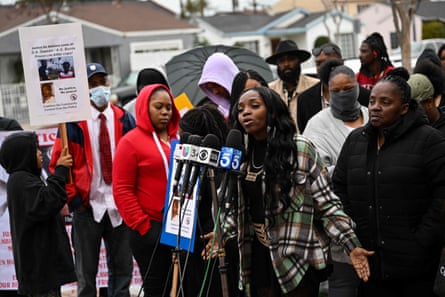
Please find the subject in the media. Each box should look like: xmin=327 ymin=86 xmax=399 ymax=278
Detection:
xmin=113 ymin=83 xmax=180 ymax=297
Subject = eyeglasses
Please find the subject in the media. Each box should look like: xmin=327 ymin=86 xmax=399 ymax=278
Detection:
xmin=312 ymin=45 xmax=341 ymax=57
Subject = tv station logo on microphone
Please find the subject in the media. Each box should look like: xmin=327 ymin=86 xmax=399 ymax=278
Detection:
xmin=219 ymin=147 xmax=242 ymax=171
xmin=198 ymin=148 xmax=220 ymax=167
xmin=182 ymin=144 xmax=199 ymax=160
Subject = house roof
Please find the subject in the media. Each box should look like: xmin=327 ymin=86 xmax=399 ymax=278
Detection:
xmin=198 ymin=12 xmax=283 ymax=34
xmin=416 ymin=0 xmax=445 ymax=22
xmin=0 ymin=1 xmax=197 ymax=34
xmin=197 ymin=9 xmax=355 ymax=37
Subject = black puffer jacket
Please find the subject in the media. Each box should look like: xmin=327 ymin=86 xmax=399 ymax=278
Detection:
xmin=333 ymin=102 xmax=445 ymax=281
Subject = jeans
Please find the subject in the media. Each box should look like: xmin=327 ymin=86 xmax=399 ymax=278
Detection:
xmin=72 ymin=209 xmax=133 ymax=297
xmin=130 ymin=221 xmax=172 ymax=297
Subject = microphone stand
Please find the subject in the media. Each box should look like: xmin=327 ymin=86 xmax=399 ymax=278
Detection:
xmin=171 ymin=188 xmax=187 ymax=297
xmin=207 ymin=168 xmax=230 ymax=297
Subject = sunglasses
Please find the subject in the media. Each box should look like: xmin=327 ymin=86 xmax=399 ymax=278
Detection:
xmin=312 ymin=45 xmax=341 ymax=57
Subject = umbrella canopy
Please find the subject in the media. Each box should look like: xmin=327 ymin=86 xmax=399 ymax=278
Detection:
xmin=165 ymin=45 xmax=274 ymax=106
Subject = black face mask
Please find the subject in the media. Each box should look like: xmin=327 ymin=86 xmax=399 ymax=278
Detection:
xmin=277 ymin=63 xmax=301 ymax=84
xmin=329 ymin=84 xmax=361 ymax=121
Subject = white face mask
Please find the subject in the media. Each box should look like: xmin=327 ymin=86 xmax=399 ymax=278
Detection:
xmin=90 ymin=86 xmax=111 ymax=107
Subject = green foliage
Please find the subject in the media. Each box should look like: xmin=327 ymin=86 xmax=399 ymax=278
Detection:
xmin=423 ymin=21 xmax=445 ymax=39
xmin=194 ymin=36 xmax=210 ymax=47
xmin=183 ymin=0 xmax=208 ymax=17
xmin=314 ymin=36 xmax=331 ymax=48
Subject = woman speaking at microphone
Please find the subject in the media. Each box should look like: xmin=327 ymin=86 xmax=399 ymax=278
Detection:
xmin=217 ymin=86 xmax=373 ymax=297
xmin=112 ymin=84 xmax=180 ymax=297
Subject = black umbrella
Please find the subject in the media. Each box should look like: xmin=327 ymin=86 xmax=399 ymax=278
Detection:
xmin=165 ymin=45 xmax=274 ymax=106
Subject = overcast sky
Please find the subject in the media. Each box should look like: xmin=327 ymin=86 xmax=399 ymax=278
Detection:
xmin=0 ymin=0 xmax=277 ymax=13
xmin=153 ymin=0 xmax=276 ymax=14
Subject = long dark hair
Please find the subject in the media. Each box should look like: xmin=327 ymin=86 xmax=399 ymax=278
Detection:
xmin=233 ymin=86 xmax=297 ymax=211
xmin=229 ymin=70 xmax=268 ymax=127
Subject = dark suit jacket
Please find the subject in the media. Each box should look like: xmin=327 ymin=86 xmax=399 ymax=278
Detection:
xmin=297 ymin=82 xmax=370 ymax=133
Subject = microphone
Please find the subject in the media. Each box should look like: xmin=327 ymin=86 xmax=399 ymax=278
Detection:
xmin=172 ymin=132 xmax=191 ymax=195
xmin=178 ymin=134 xmax=201 ymax=203
xmin=217 ymin=129 xmax=244 ymax=207
xmin=184 ymin=134 xmax=221 ymax=199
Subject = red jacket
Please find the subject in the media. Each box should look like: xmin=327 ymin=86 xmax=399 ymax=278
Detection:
xmin=356 ymin=64 xmax=393 ymax=90
xmin=112 ymin=84 xmax=180 ymax=235
xmin=49 ymin=104 xmax=135 ymax=209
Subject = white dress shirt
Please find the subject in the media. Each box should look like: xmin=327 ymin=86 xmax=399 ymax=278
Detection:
xmin=87 ymin=105 xmax=122 ymax=227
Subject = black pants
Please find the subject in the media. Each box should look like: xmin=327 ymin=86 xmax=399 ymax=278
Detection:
xmin=130 ymin=221 xmax=172 ymax=297
xmin=359 ymin=277 xmax=437 ymax=297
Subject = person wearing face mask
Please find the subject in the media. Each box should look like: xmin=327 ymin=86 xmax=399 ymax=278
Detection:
xmin=297 ymin=45 xmax=370 ymax=133
xmin=303 ymin=59 xmax=368 ymax=297
xmin=49 ymin=63 xmax=136 ymax=297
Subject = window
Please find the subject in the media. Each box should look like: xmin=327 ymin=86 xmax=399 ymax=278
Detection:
xmin=336 ymin=33 xmax=355 ymax=59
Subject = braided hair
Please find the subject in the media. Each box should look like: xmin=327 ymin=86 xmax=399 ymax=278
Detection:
xmin=380 ymin=67 xmax=411 ymax=104
xmin=179 ymin=105 xmax=228 ymax=144
xmin=363 ymin=32 xmax=393 ymax=67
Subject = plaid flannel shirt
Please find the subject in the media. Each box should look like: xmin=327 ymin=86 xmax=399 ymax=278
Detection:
xmin=223 ymin=135 xmax=361 ymax=295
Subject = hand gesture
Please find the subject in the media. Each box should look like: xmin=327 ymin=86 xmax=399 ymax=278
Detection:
xmin=201 ymin=232 xmax=219 ymax=260
xmin=57 ymin=147 xmax=73 ymax=168
xmin=350 ymin=247 xmax=374 ymax=282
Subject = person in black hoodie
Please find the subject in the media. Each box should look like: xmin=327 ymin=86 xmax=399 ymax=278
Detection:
xmin=333 ymin=68 xmax=445 ymax=297
xmin=0 ymin=132 xmax=76 ymax=297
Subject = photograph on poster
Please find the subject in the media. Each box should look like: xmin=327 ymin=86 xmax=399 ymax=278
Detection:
xmin=40 ymin=82 xmax=55 ymax=104
xmin=37 ymin=56 xmax=75 ymax=81
xmin=58 ymin=56 xmax=75 ymax=79
xmin=171 ymin=198 xmax=180 ymax=222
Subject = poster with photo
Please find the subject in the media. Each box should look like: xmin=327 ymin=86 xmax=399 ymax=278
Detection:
xmin=160 ymin=140 xmax=199 ymax=252
xmin=19 ymin=23 xmax=91 ymax=126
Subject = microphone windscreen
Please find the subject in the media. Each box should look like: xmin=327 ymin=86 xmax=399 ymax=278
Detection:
xmin=188 ymin=135 xmax=202 ymax=146
xmin=202 ymin=134 xmax=220 ymax=150
xmin=225 ymin=129 xmax=243 ymax=151
xmin=180 ymin=132 xmax=191 ymax=144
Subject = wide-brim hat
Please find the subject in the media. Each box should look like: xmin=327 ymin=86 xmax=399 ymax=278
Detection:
xmin=266 ymin=40 xmax=311 ymax=65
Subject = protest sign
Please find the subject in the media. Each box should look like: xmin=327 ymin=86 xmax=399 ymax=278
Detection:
xmin=19 ymin=23 xmax=91 ymax=126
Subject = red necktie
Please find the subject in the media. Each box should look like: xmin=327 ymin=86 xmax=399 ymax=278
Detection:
xmin=99 ymin=113 xmax=112 ymax=184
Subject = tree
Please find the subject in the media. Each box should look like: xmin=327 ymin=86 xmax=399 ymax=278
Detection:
xmin=390 ymin=0 xmax=421 ymax=72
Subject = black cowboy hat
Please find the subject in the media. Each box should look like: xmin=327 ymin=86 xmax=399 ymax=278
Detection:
xmin=266 ymin=40 xmax=311 ymax=65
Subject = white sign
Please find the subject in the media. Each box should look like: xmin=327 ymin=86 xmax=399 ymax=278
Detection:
xmin=19 ymin=23 xmax=91 ymax=126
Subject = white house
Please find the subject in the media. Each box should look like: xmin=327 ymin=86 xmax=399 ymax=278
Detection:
xmin=194 ymin=8 xmax=361 ymax=70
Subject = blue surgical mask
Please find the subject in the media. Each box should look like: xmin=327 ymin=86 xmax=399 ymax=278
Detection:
xmin=90 ymin=86 xmax=111 ymax=107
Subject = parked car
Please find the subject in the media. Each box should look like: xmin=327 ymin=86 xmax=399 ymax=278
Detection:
xmin=110 ymin=70 xmax=138 ymax=106
xmin=390 ymin=38 xmax=445 ymax=68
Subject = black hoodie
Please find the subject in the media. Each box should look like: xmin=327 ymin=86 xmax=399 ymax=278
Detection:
xmin=0 ymin=132 xmax=76 ymax=295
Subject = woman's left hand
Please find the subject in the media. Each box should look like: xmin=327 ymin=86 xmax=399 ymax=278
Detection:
xmin=349 ymin=247 xmax=374 ymax=282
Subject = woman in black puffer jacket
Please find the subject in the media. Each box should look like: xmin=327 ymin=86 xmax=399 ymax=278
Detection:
xmin=333 ymin=68 xmax=445 ymax=297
